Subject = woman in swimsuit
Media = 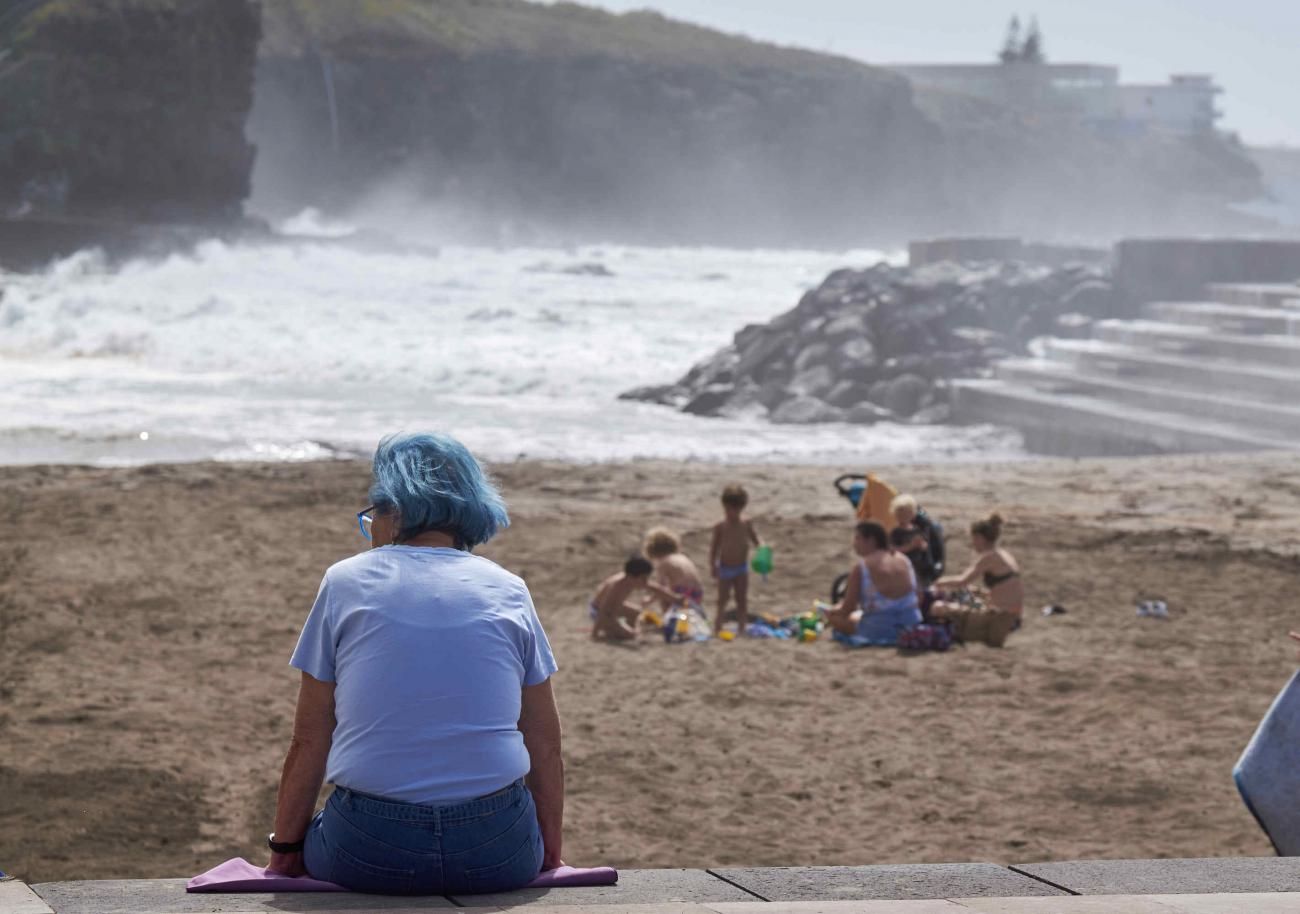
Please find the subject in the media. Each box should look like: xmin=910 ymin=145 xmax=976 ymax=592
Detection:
xmin=933 ymin=512 xmax=1024 ymax=620
xmin=825 ymin=521 xmax=922 ymax=646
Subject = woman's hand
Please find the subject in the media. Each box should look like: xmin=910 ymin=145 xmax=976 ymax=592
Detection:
xmin=266 ymin=851 xmax=306 ymax=877
xmin=542 ymin=853 xmax=566 ymax=871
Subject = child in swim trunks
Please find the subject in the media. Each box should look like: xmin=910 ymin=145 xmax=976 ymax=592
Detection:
xmin=709 ymin=484 xmax=763 ymax=636
xmin=590 ymin=555 xmax=680 ymax=642
xmin=643 ymin=527 xmax=706 ymax=612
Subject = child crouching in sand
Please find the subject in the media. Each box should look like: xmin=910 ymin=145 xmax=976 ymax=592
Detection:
xmin=590 ymin=555 xmax=680 ymax=642
xmin=643 ymin=527 xmax=706 ymax=612
xmin=709 ymin=484 xmax=762 ymax=636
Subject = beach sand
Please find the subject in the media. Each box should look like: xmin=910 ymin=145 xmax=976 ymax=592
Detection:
xmin=2 ymin=453 xmax=1298 ymax=882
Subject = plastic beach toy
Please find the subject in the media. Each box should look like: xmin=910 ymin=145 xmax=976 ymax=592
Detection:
xmin=751 ymin=544 xmax=773 ymax=577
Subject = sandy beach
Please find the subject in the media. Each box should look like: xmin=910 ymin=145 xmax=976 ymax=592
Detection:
xmin=2 ymin=453 xmax=1298 ymax=883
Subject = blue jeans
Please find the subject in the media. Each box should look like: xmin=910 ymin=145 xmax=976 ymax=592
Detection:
xmin=303 ymin=780 xmax=543 ymax=895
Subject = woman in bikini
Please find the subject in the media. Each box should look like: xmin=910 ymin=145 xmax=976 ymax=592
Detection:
xmin=932 ymin=512 xmax=1024 ymax=627
xmin=825 ymin=521 xmax=922 ymax=646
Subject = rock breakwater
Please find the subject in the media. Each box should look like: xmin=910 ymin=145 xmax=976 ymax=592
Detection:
xmin=622 ymin=260 xmax=1113 ymax=424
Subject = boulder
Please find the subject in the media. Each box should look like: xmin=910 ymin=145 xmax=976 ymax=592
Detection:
xmin=825 ymin=378 xmax=874 ymax=409
xmin=683 ymin=384 xmax=735 ymax=417
xmin=909 ymin=402 xmax=952 ymax=425
xmin=819 ymin=311 xmax=871 ymax=344
xmin=869 ymin=373 xmax=932 ymax=418
xmin=846 ymin=402 xmax=895 ymax=424
xmin=617 ymin=383 xmax=683 ymax=406
xmin=830 ymin=336 xmax=878 ymax=382
xmin=792 ymin=342 xmax=831 ymax=372
xmin=771 ymin=395 xmax=846 ymax=424
xmin=789 ymin=364 xmax=836 ymax=399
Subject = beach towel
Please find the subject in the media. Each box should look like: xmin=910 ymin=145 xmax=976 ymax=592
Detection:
xmin=1234 ymin=669 xmax=1300 ymax=856
xmin=187 ymin=857 xmax=618 ymax=893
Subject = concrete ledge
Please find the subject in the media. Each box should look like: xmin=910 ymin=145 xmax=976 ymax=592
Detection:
xmin=447 ymin=869 xmax=757 ymax=907
xmin=0 ymin=879 xmax=53 ymax=914
xmin=11 ymin=890 xmax=1300 ymax=913
xmin=710 ymin=866 xmax=1063 ymax=902
xmin=29 ymin=878 xmax=456 ymax=913
xmin=1011 ymin=858 xmax=1300 ymax=895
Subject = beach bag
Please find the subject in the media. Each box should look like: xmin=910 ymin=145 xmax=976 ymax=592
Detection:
xmin=1234 ymin=669 xmax=1300 ymax=855
xmin=944 ymin=594 xmax=1016 ymax=648
xmin=898 ymin=623 xmax=953 ymax=652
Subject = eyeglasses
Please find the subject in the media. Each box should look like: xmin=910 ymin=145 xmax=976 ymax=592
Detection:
xmin=357 ymin=505 xmax=375 ymax=540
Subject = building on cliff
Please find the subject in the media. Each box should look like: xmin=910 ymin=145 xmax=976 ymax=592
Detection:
xmin=889 ymin=62 xmax=1222 ymax=136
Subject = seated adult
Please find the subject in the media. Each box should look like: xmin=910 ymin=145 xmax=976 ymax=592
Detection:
xmin=266 ymin=432 xmax=563 ymax=895
xmin=932 ymin=512 xmax=1024 ymax=626
xmin=891 ymin=493 xmax=945 ymax=581
xmin=825 ymin=521 xmax=923 ymax=646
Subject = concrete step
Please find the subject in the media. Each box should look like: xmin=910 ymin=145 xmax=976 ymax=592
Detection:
xmin=1094 ymin=318 xmax=1300 ymax=368
xmin=950 ymin=378 xmax=1287 ymax=457
xmin=1142 ymin=301 xmax=1300 ymax=335
xmin=1207 ymin=281 xmax=1300 ymax=308
xmin=995 ymin=358 xmax=1300 ymax=436
xmin=1042 ymin=338 xmax=1300 ymax=404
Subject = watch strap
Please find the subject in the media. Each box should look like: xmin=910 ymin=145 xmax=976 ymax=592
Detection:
xmin=267 ymin=832 xmax=305 ymax=854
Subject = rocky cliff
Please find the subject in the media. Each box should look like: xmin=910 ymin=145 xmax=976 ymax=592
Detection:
xmin=0 ymin=0 xmax=260 ymax=223
xmin=249 ymin=0 xmax=944 ymax=245
xmin=248 ymin=0 xmax=1266 ymax=245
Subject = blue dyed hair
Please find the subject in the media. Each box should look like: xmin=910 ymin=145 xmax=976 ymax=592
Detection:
xmin=368 ymin=432 xmax=509 ymax=549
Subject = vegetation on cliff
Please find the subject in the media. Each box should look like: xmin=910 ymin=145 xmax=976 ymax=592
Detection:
xmin=250 ymin=0 xmax=941 ymax=244
xmin=0 ymin=0 xmax=260 ymax=222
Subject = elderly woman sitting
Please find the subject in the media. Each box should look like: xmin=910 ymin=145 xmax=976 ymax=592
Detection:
xmin=265 ymin=432 xmax=563 ymax=895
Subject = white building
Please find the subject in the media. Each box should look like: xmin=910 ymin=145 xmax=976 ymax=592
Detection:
xmin=1115 ymin=74 xmax=1221 ymax=134
xmin=889 ymin=63 xmax=1222 ymax=135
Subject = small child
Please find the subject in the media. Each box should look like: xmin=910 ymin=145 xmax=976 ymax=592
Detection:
xmin=890 ymin=523 xmax=936 ymax=588
xmin=589 ymin=555 xmax=679 ymax=642
xmin=709 ymin=484 xmax=762 ymax=636
xmin=643 ymin=527 xmax=706 ymax=612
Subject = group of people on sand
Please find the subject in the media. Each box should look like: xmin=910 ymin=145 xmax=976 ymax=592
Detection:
xmin=827 ymin=503 xmax=1023 ymax=648
xmin=590 ymin=484 xmax=761 ymax=641
xmin=588 ymin=481 xmax=1024 ymax=648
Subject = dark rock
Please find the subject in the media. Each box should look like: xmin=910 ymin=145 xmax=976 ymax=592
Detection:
xmin=871 ymin=373 xmax=932 ymax=418
xmin=618 ymin=384 xmax=683 ymax=406
xmin=2 ymin=1 xmax=262 ymax=223
xmin=819 ymin=311 xmax=871 ymax=344
xmin=771 ymin=396 xmax=846 ymax=424
xmin=792 ymin=342 xmax=831 ymax=373
xmin=846 ymin=402 xmax=895 ymax=424
xmin=825 ymin=379 xmax=874 ymax=409
xmin=683 ymin=385 xmax=735 ymax=417
xmin=830 ymin=337 xmax=878 ymax=382
xmin=910 ymin=403 xmax=952 ymax=424
xmin=789 ymin=364 xmax=836 ymax=400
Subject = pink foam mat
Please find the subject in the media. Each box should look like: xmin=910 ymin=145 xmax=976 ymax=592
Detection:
xmin=187 ymin=857 xmax=618 ymax=893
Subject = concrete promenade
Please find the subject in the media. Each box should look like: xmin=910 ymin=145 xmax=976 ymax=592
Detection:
xmin=5 ymin=858 xmax=1300 ymax=914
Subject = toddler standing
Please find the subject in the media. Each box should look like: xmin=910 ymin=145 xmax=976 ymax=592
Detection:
xmin=709 ymin=484 xmax=762 ymax=636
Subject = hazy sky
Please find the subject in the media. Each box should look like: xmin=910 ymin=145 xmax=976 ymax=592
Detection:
xmin=582 ymin=0 xmax=1300 ymax=147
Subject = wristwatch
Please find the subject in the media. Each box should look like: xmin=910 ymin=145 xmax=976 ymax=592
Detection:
xmin=267 ymin=832 xmax=305 ymax=854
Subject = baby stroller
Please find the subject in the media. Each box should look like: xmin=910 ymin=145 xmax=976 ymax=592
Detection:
xmin=829 ymin=472 xmax=945 ymax=605
xmin=830 ymin=473 xmax=897 ymax=603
